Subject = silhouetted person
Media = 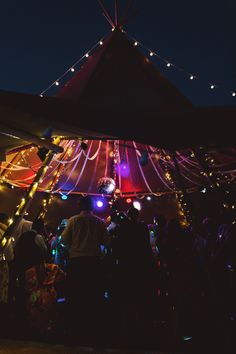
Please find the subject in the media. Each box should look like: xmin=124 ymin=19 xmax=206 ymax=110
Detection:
xmin=115 ymin=207 xmax=155 ymax=344
xmin=14 ymin=218 xmax=48 ymax=330
xmin=61 ymin=196 xmax=109 ymax=345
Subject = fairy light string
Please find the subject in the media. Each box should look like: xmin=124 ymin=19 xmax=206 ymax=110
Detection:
xmin=39 ymin=34 xmax=108 ymax=97
xmin=126 ymin=32 xmax=236 ymax=98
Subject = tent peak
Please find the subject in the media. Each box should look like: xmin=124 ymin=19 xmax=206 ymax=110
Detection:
xmin=98 ymin=0 xmax=134 ymax=30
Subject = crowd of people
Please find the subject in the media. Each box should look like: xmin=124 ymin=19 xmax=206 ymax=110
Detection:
xmin=0 ymin=196 xmax=236 ymax=350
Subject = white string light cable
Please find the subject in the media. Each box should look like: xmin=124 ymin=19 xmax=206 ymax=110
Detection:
xmin=39 ymin=34 xmax=108 ymax=97
xmin=162 ymin=149 xmax=204 ymax=181
xmin=82 ymin=140 xmax=102 ymax=161
xmin=52 ymin=142 xmax=85 ymax=193
xmin=125 ymin=31 xmax=236 ymax=98
xmin=64 ymin=141 xmax=94 ymax=195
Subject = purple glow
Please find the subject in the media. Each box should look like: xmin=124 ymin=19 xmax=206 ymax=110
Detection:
xmin=118 ymin=160 xmax=130 ymax=177
xmin=97 ymin=200 xmax=104 ymax=208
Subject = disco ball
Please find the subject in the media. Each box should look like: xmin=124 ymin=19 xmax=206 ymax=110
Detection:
xmin=97 ymin=177 xmax=116 ymax=195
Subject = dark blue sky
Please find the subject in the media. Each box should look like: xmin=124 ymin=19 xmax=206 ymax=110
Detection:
xmin=0 ymin=0 xmax=235 ymax=106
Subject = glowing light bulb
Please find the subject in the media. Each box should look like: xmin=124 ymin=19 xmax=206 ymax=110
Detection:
xmin=210 ymin=84 xmax=215 ymax=89
xmin=40 ymin=94 xmax=43 ymax=97
xmin=71 ymin=67 xmax=75 ymax=72
xmin=149 ymin=52 xmax=154 ymax=56
xmin=85 ymin=53 xmax=89 ymax=58
xmin=167 ymin=63 xmax=171 ymax=67
xmin=55 ymin=81 xmax=59 ymax=86
xmin=99 ymin=41 xmax=103 ymax=45
xmin=232 ymin=92 xmax=236 ymax=97
xmin=146 ymin=196 xmax=152 ymax=201
xmin=134 ymin=41 xmax=138 ymax=46
xmin=133 ymin=201 xmax=141 ymax=211
xmin=190 ymin=75 xmax=194 ymax=80
xmin=97 ymin=200 xmax=103 ymax=208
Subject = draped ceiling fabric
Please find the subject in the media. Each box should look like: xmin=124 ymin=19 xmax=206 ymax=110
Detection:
xmin=2 ymin=141 xmax=236 ymax=196
xmin=1 ymin=29 xmax=236 ymax=196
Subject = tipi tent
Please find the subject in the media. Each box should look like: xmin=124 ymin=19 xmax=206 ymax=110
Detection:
xmin=0 ymin=8 xmax=236 ymax=233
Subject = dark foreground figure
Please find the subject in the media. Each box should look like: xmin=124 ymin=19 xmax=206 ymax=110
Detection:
xmin=1 ymin=205 xmax=236 ymax=353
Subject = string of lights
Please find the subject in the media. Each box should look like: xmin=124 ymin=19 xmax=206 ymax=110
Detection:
xmin=125 ymin=32 xmax=236 ymax=98
xmin=39 ymin=35 xmax=108 ymax=97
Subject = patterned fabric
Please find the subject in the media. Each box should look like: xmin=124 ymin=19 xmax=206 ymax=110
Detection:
xmin=25 ymin=263 xmax=65 ymax=333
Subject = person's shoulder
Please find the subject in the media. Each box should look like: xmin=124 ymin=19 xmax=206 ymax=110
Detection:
xmin=68 ymin=215 xmax=80 ymax=222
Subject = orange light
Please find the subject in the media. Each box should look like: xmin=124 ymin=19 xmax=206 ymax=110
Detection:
xmin=126 ymin=198 xmax=132 ymax=204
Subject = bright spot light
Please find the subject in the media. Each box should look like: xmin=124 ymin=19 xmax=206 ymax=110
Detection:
xmin=190 ymin=75 xmax=194 ymax=80
xmin=97 ymin=200 xmax=104 ymax=208
xmin=126 ymin=198 xmax=132 ymax=204
xmin=201 ymin=188 xmax=207 ymax=193
xmin=146 ymin=196 xmax=152 ymax=201
xmin=232 ymin=92 xmax=236 ymax=97
xmin=85 ymin=53 xmax=89 ymax=58
xmin=167 ymin=63 xmax=171 ymax=67
xmin=55 ymin=81 xmax=59 ymax=86
xmin=71 ymin=67 xmax=75 ymax=72
xmin=61 ymin=194 xmax=68 ymax=200
xmin=134 ymin=41 xmax=138 ymax=46
xmin=99 ymin=41 xmax=103 ymax=45
xmin=210 ymin=84 xmax=215 ymax=89
xmin=149 ymin=52 xmax=154 ymax=56
xmin=133 ymin=201 xmax=141 ymax=210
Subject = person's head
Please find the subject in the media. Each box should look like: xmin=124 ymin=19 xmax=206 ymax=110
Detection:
xmin=154 ymin=214 xmax=167 ymax=229
xmin=32 ymin=218 xmax=45 ymax=235
xmin=0 ymin=213 xmax=8 ymax=225
xmin=127 ymin=207 xmax=139 ymax=222
xmin=79 ymin=196 xmax=93 ymax=212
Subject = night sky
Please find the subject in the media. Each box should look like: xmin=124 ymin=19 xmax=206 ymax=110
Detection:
xmin=0 ymin=0 xmax=235 ymax=107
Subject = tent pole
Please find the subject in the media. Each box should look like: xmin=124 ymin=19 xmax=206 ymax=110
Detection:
xmin=1 ymin=137 xmax=61 ymax=246
xmin=114 ymin=0 xmax=119 ymax=27
xmin=0 ymin=122 xmax=63 ymax=154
